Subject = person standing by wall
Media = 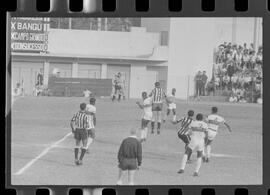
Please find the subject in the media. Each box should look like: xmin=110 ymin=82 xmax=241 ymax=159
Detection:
xmin=201 ymin=71 xmax=208 ymax=96
xmin=194 ymin=71 xmax=202 ymax=98
xmin=37 ymin=68 xmax=44 ymax=86
xmin=117 ymin=128 xmax=142 ymax=185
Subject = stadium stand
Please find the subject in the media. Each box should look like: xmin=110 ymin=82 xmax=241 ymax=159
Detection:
xmin=212 ymin=42 xmax=262 ymax=103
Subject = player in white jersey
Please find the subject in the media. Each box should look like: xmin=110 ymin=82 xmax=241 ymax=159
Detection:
xmin=178 ymin=113 xmax=208 ymax=176
xmin=136 ymin=92 xmax=153 ymax=142
xmin=203 ymin=106 xmax=232 ymax=162
xmin=163 ymin=88 xmax=177 ymax=122
xmin=85 ymin=97 xmax=97 ymax=153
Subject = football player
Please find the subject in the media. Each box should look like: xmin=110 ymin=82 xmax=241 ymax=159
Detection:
xmin=178 ymin=113 xmax=208 ymax=176
xmin=203 ymin=107 xmax=232 ymax=162
xmin=136 ymin=92 xmax=153 ymax=142
xmin=164 ymin=88 xmax=177 ymax=122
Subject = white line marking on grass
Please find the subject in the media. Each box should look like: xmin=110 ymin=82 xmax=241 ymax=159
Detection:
xmin=12 ymin=142 xmax=73 ymax=149
xmin=172 ymin=151 xmax=255 ymax=160
xmin=13 ymin=132 xmax=72 ymax=176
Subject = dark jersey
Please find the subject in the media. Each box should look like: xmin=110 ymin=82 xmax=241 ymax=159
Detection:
xmin=71 ymin=111 xmax=88 ymax=129
xmin=177 ymin=116 xmax=193 ymax=135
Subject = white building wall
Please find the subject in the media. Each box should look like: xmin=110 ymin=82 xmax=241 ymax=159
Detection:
xmin=48 ymin=28 xmax=162 ymax=58
xmin=129 ymin=65 xmax=147 ymax=98
xmin=167 ymin=18 xmax=215 ymax=99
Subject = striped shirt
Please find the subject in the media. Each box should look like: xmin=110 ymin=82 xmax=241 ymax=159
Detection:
xmin=149 ymin=87 xmax=166 ymax=103
xmin=176 ymin=117 xmax=193 ymax=135
xmin=71 ymin=111 xmax=88 ymax=129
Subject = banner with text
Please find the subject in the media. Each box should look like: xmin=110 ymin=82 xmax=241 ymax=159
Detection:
xmin=11 ymin=17 xmax=50 ymax=53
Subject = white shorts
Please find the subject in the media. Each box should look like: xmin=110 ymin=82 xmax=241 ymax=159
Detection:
xmin=207 ymin=129 xmax=217 ymax=141
xmin=168 ymin=103 xmax=176 ymax=110
xmin=143 ymin=112 xmax=153 ymax=121
xmin=188 ymin=136 xmax=204 ymax=151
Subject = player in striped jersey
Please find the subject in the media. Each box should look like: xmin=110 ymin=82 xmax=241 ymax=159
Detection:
xmin=203 ymin=107 xmax=232 ymax=162
xmin=172 ymin=110 xmax=194 ymax=161
xmin=149 ymin=82 xmax=166 ymax=134
xmin=85 ymin=98 xmax=97 ymax=153
xmin=178 ymin=113 xmax=208 ymax=176
xmin=70 ymin=103 xmax=89 ymax=165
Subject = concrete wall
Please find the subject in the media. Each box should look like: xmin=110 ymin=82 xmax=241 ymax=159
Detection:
xmin=48 ymin=28 xmax=164 ymax=58
xmin=213 ymin=18 xmax=262 ymax=47
xmin=167 ymin=18 xmax=215 ymax=99
xmin=129 ymin=64 xmax=161 ymax=98
xmin=141 ymin=18 xmax=170 ymax=33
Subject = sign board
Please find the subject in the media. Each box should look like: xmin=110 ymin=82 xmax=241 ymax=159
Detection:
xmin=11 ymin=17 xmax=50 ymax=53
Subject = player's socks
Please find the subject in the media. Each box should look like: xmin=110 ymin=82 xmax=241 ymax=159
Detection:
xmin=202 ymin=147 xmax=206 ymax=161
xmin=177 ymin=169 xmax=184 ymax=173
xmin=86 ymin=137 xmax=93 ymax=149
xmin=206 ymin=145 xmax=211 ymax=159
xmin=157 ymin=122 xmax=161 ymax=134
xmin=79 ymin=147 xmax=87 ymax=161
xmin=188 ymin=151 xmax=192 ymax=160
xmin=193 ymin=172 xmax=199 ymax=176
xmin=180 ymin=154 xmax=188 ymax=170
xmin=151 ymin=122 xmax=155 ymax=133
xmin=163 ymin=114 xmax=167 ymax=123
xmin=173 ymin=115 xmax=176 ymax=122
xmin=118 ymin=94 xmax=121 ymax=101
xmin=140 ymin=130 xmax=144 ymax=140
xmin=74 ymin=147 xmax=79 ymax=160
xmin=157 ymin=122 xmax=161 ymax=129
xmin=144 ymin=127 xmax=148 ymax=139
xmin=194 ymin=157 xmax=202 ymax=173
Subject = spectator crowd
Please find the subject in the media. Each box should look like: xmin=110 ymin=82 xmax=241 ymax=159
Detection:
xmin=196 ymin=42 xmax=262 ymax=103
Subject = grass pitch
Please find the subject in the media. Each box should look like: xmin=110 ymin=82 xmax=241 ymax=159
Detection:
xmin=11 ymin=97 xmax=262 ymax=185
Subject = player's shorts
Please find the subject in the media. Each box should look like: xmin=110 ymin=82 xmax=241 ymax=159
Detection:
xmin=115 ymin=85 xmax=122 ymax=90
xmin=168 ymin=103 xmax=176 ymax=110
xmin=74 ymin=129 xmax=88 ymax=141
xmin=87 ymin=129 xmax=95 ymax=139
xmin=178 ymin=134 xmax=191 ymax=144
xmin=188 ymin=136 xmax=205 ymax=151
xmin=142 ymin=112 xmax=153 ymax=121
xmin=118 ymin=158 xmax=138 ymax=170
xmin=204 ymin=137 xmax=213 ymax=145
xmin=141 ymin=118 xmax=150 ymax=128
xmin=152 ymin=103 xmax=163 ymax=111
xmin=206 ymin=129 xmax=217 ymax=141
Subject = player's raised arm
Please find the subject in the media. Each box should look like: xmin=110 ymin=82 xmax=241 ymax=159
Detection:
xmin=148 ymin=89 xmax=154 ymax=97
xmin=136 ymin=101 xmax=144 ymax=109
xmin=163 ymin=90 xmax=167 ymax=98
xmin=171 ymin=117 xmax=183 ymax=124
xmin=224 ymin=122 xmax=232 ymax=132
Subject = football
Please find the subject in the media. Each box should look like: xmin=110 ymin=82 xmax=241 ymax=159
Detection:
xmin=166 ymin=96 xmax=173 ymax=104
